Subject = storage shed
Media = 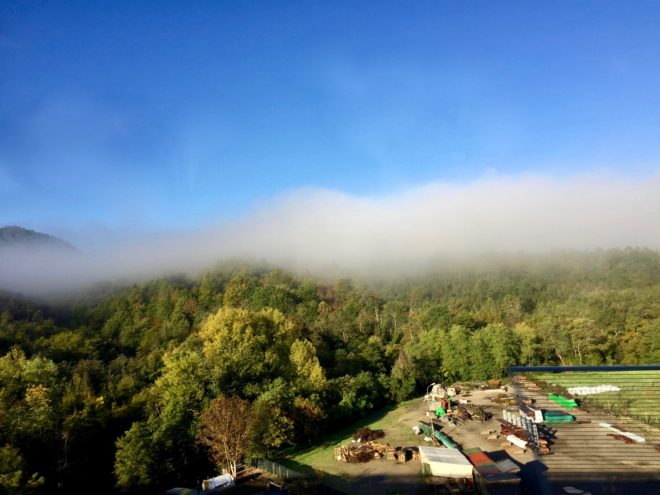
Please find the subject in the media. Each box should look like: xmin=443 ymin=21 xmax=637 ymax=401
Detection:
xmin=418 ymin=446 xmax=473 ymax=479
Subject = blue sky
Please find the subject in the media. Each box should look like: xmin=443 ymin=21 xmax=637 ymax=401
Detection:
xmin=1 ymin=1 xmax=659 ymax=244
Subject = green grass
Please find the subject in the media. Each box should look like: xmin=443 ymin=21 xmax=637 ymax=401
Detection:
xmin=282 ymin=399 xmax=423 ymax=475
xmin=531 ymin=370 xmax=660 ymax=425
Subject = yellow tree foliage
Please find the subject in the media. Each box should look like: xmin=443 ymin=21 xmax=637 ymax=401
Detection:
xmin=199 ymin=396 xmax=252 ymax=478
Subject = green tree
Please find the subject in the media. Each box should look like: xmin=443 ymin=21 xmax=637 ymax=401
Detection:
xmin=249 ymin=399 xmax=293 ymax=455
xmin=289 ymin=339 xmax=326 ymax=392
xmin=200 ymin=307 xmax=295 ymax=396
xmin=114 ymin=422 xmax=155 ymax=488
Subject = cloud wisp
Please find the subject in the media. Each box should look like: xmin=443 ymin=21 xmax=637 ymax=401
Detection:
xmin=2 ymin=172 xmax=660 ymax=294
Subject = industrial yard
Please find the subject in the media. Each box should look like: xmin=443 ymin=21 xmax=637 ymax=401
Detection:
xmin=284 ymin=374 xmax=660 ymax=495
xmin=287 ymin=385 xmax=533 ymax=494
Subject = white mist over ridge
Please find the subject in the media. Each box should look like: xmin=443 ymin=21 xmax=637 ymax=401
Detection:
xmin=2 ymin=172 xmax=660 ymax=294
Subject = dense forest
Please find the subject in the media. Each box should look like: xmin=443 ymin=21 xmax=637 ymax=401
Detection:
xmin=1 ymin=249 xmax=659 ymax=493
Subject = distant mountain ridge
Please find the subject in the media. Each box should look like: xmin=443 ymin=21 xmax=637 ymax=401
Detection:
xmin=0 ymin=226 xmax=76 ymax=252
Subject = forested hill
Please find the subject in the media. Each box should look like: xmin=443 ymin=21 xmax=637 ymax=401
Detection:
xmin=1 ymin=249 xmax=659 ymax=493
xmin=0 ymin=226 xmax=76 ymax=252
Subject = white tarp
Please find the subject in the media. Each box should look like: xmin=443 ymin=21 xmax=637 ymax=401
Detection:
xmin=567 ymin=385 xmax=620 ymax=395
xmin=202 ymin=474 xmax=235 ymax=491
xmin=418 ymin=446 xmax=473 ymax=478
xmin=506 ymin=435 xmax=528 ymax=449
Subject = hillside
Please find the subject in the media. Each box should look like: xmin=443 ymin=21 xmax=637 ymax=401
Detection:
xmin=0 ymin=226 xmax=76 ymax=252
xmin=0 ymin=250 xmax=658 ymax=493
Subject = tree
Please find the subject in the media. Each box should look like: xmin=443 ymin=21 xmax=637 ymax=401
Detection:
xmin=389 ymin=350 xmax=416 ymax=401
xmin=200 ymin=307 xmax=295 ymax=395
xmin=249 ymin=399 xmax=293 ymax=455
xmin=0 ymin=444 xmax=44 ymax=494
xmin=289 ymin=339 xmax=326 ymax=392
xmin=114 ymin=422 xmax=155 ymax=488
xmin=199 ymin=396 xmax=252 ymax=478
xmin=568 ymin=317 xmax=604 ymax=365
xmin=291 ymin=396 xmax=325 ymax=444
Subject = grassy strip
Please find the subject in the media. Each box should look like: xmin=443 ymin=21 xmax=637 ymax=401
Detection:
xmin=280 ymin=399 xmax=422 ymax=473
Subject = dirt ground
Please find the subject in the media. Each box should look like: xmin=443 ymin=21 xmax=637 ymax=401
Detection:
xmin=439 ymin=388 xmax=535 ymax=467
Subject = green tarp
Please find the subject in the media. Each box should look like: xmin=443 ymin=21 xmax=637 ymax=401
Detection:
xmin=433 ymin=431 xmax=458 ymax=449
xmin=417 ymin=423 xmax=432 ymax=436
xmin=548 ymin=394 xmax=577 ymax=409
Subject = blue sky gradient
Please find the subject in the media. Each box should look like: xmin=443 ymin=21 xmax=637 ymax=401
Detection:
xmin=1 ymin=1 xmax=659 ymax=244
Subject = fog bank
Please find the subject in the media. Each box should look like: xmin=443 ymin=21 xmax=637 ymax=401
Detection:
xmin=2 ymin=173 xmax=660 ymax=294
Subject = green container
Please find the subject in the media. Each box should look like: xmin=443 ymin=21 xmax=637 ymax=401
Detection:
xmin=435 ymin=407 xmax=446 ymax=417
xmin=544 ymin=410 xmax=575 ymax=423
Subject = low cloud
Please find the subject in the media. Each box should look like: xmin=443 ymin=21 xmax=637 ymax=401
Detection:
xmin=2 ymin=172 xmax=660 ymax=295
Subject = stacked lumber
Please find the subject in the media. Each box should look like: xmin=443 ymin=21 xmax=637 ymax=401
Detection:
xmin=498 ymin=421 xmax=529 ymax=441
xmin=498 ymin=417 xmax=552 ymax=454
xmin=498 ymin=419 xmax=529 ymax=450
xmin=512 ymin=375 xmax=540 ymax=391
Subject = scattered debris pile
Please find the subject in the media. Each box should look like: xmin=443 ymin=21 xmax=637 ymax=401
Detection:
xmin=352 ymin=427 xmax=385 ymax=442
xmin=334 ymin=443 xmax=378 ymax=463
xmin=489 ymin=394 xmax=518 ymax=407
